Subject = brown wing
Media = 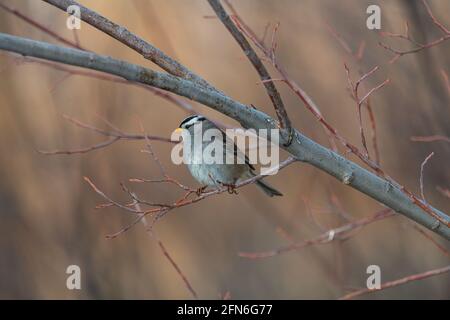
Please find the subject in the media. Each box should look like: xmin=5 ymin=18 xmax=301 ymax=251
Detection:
xmin=218 ymin=127 xmax=255 ymax=171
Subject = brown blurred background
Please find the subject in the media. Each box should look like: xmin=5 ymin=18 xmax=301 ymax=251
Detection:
xmin=0 ymin=0 xmax=449 ymax=299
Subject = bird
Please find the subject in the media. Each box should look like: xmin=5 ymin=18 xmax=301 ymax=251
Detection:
xmin=175 ymin=115 xmax=282 ymax=197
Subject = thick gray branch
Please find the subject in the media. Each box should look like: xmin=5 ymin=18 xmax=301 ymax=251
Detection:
xmin=0 ymin=33 xmax=449 ymax=240
xmin=207 ymin=0 xmax=292 ymax=141
xmin=41 ymin=0 xmax=218 ymax=92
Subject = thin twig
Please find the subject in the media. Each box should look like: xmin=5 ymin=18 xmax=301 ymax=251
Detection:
xmin=239 ymin=209 xmax=395 ymax=259
xmin=421 ymin=0 xmax=449 ymax=34
xmin=62 ymin=113 xmax=175 ymax=143
xmin=379 ymin=0 xmax=450 ymax=62
xmin=84 ymin=177 xmax=143 ymax=214
xmin=85 ymin=157 xmax=297 ymax=238
xmin=155 ymin=237 xmax=198 ymax=299
xmin=12 ymin=55 xmax=197 ymax=114
xmin=208 ymin=0 xmax=293 ymax=145
xmin=340 ymin=264 xmax=450 ymax=300
xmin=325 ymin=22 xmax=353 ymax=55
xmin=326 ymin=22 xmax=381 ymax=165
xmin=227 ymin=5 xmax=393 ymax=176
xmin=0 ymin=2 xmax=83 ymax=50
xmin=366 ymin=99 xmax=380 ymax=165
xmin=226 ymin=7 xmax=338 ymax=152
xmin=42 ymin=0 xmax=219 ymax=92
xmin=441 ymin=70 xmax=450 ymax=95
xmin=409 ymin=224 xmax=450 ymax=258
xmin=37 ymin=114 xmax=174 ymax=155
xmin=411 ymin=135 xmax=450 ymax=143
xmin=436 ymin=186 xmax=450 ymax=199
xmin=419 ymin=152 xmax=434 ymax=202
xmin=344 ymin=64 xmax=389 ymax=159
xmin=38 ymin=137 xmax=120 ymax=155
xmin=134 ymin=199 xmax=199 ymax=299
xmin=1 ymin=30 xmax=449 ymax=237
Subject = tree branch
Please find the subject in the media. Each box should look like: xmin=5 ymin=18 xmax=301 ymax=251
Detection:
xmin=379 ymin=0 xmax=450 ymax=63
xmin=0 ymin=2 xmax=83 ymax=50
xmin=207 ymin=0 xmax=293 ymax=145
xmin=340 ymin=264 xmax=450 ymax=300
xmin=239 ymin=208 xmax=396 ymax=259
xmin=41 ymin=0 xmax=218 ymax=92
xmin=1 ymin=32 xmax=449 ymax=240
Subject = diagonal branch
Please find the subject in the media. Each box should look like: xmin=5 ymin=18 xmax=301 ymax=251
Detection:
xmin=85 ymin=157 xmax=297 ymax=238
xmin=379 ymin=0 xmax=450 ymax=63
xmin=0 ymin=1 xmax=198 ymax=115
xmin=135 ymin=199 xmax=198 ymax=299
xmin=37 ymin=114 xmax=175 ymax=155
xmin=340 ymin=264 xmax=450 ymax=300
xmin=239 ymin=208 xmax=396 ymax=259
xmin=207 ymin=0 xmax=293 ymax=145
xmin=0 ymin=2 xmax=83 ymax=50
xmin=344 ymin=64 xmax=389 ymax=159
xmin=411 ymin=135 xmax=450 ymax=143
xmin=41 ymin=0 xmax=218 ymax=92
xmin=409 ymin=224 xmax=450 ymax=258
xmin=1 ymin=32 xmax=449 ymax=240
xmin=419 ymin=152 xmax=434 ymax=202
xmin=224 ymin=8 xmax=447 ymax=228
xmin=38 ymin=137 xmax=120 ymax=155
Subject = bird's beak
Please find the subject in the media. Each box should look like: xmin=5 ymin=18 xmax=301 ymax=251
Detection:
xmin=175 ymin=127 xmax=183 ymax=134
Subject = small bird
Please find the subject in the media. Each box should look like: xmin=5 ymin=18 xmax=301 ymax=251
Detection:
xmin=175 ymin=115 xmax=282 ymax=197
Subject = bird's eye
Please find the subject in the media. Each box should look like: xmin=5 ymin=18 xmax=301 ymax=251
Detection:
xmin=179 ymin=115 xmax=205 ymax=129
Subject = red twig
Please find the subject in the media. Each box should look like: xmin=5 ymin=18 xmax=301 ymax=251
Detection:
xmin=410 ymin=224 xmax=450 ymax=258
xmin=340 ymin=264 xmax=450 ymax=300
xmin=437 ymin=186 xmax=450 ymax=199
xmin=133 ymin=201 xmax=198 ymax=299
xmin=37 ymin=114 xmax=174 ymax=155
xmin=366 ymin=99 xmax=380 ymax=165
xmin=355 ymin=41 xmax=366 ymax=61
xmin=43 ymin=0 xmax=220 ymax=93
xmin=239 ymin=209 xmax=395 ymax=259
xmin=441 ymin=70 xmax=450 ymax=95
xmin=224 ymin=1 xmax=338 ymax=151
xmin=301 ymin=196 xmax=328 ymax=232
xmin=226 ymin=4 xmax=392 ymax=174
xmin=325 ymin=22 xmax=365 ymax=61
xmin=326 ymin=23 xmax=380 ymax=165
xmin=84 ymin=177 xmax=143 ymax=214
xmin=156 ymin=238 xmax=198 ymax=299
xmin=329 ymin=192 xmax=353 ymax=222
xmin=0 ymin=2 xmax=83 ymax=50
xmin=379 ymin=0 xmax=450 ymax=63
xmin=0 ymin=2 xmax=197 ymax=115
xmin=421 ymin=0 xmax=449 ymax=34
xmin=225 ymin=1 xmax=448 ymax=227
xmin=275 ymin=225 xmax=345 ymax=289
xmin=344 ymin=64 xmax=390 ymax=159
xmin=12 ymin=55 xmax=197 ymax=115
xmin=208 ymin=0 xmax=293 ymax=145
xmin=72 ymin=29 xmax=80 ymax=47
xmin=419 ymin=152 xmax=434 ymax=202
xmin=38 ymin=137 xmax=120 ymax=155
xmin=85 ymin=156 xmax=296 ymax=238
xmin=325 ymin=22 xmax=353 ymax=55
xmin=411 ymin=135 xmax=450 ymax=143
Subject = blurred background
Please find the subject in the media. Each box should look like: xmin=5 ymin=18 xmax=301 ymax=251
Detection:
xmin=0 ymin=0 xmax=449 ymax=299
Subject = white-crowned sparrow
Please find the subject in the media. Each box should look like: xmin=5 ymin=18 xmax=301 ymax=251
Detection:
xmin=175 ymin=115 xmax=282 ymax=197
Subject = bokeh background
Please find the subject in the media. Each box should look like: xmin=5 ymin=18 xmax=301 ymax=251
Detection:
xmin=0 ymin=0 xmax=449 ymax=299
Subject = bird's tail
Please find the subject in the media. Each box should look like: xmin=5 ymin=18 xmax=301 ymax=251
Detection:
xmin=255 ymin=179 xmax=283 ymax=197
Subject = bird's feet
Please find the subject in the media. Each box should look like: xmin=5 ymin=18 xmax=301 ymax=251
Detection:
xmin=219 ymin=182 xmax=238 ymax=195
xmin=196 ymin=185 xmax=208 ymax=196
